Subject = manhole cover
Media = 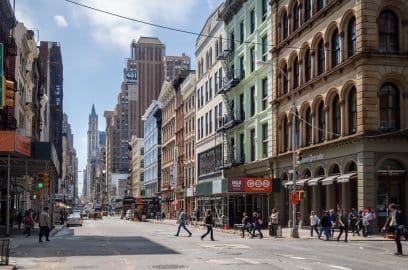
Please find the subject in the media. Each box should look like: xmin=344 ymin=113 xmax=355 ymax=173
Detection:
xmin=152 ymin=265 xmax=187 ymax=269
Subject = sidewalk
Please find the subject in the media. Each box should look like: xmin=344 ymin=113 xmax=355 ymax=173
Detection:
xmin=146 ymin=218 xmax=389 ymax=241
xmin=0 ymin=224 xmax=66 ymax=270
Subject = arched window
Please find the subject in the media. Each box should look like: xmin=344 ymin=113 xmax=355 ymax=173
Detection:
xmin=305 ymin=107 xmax=312 ymax=146
xmin=293 ymin=3 xmax=299 ymax=31
xmin=215 ymin=40 xmax=219 ymax=58
xmin=332 ymin=29 xmax=340 ymax=67
xmin=379 ymin=83 xmax=400 ymax=131
xmin=304 ymin=0 xmax=311 ymax=22
xmin=282 ymin=116 xmax=289 ymax=152
xmin=283 ymin=12 xmax=289 ymax=40
xmin=332 ymin=95 xmax=340 ymax=139
xmin=282 ymin=63 xmax=288 ymax=95
xmin=318 ymin=101 xmax=325 ymax=142
xmin=304 ymin=48 xmax=311 ymax=82
xmin=317 ymin=40 xmax=325 ymax=75
xmin=348 ymin=17 xmax=356 ymax=57
xmin=348 ymin=87 xmax=357 ymax=134
xmin=293 ymin=57 xmax=299 ymax=89
xmin=378 ymin=10 xmax=399 ymax=53
xmin=219 ymin=36 xmax=223 ymax=54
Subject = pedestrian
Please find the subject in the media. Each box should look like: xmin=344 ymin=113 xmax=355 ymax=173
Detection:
xmin=328 ymin=209 xmax=337 ymax=239
xmin=319 ymin=211 xmax=331 ymax=241
xmin=251 ymin=212 xmax=263 ymax=239
xmin=310 ymin=210 xmax=320 ymax=237
xmin=241 ymin=212 xmax=252 ymax=238
xmin=60 ymin=210 xmax=65 ymax=225
xmin=10 ymin=208 xmax=16 ymax=227
xmin=382 ymin=203 xmax=404 ymax=256
xmin=201 ymin=209 xmax=215 ymax=241
xmin=348 ymin=208 xmax=359 ymax=236
xmin=23 ymin=210 xmax=34 ymax=237
xmin=17 ymin=211 xmax=23 ymax=230
xmin=269 ymin=208 xmax=279 ymax=237
xmin=174 ymin=208 xmax=192 ymax=237
xmin=337 ymin=209 xmax=349 ymax=242
xmin=39 ymin=207 xmax=51 ymax=243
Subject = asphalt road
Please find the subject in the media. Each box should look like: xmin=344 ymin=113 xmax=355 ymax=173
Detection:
xmin=9 ymin=217 xmax=408 ymax=270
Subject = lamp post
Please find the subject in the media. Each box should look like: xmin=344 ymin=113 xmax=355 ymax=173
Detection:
xmin=257 ymin=60 xmax=299 ymax=238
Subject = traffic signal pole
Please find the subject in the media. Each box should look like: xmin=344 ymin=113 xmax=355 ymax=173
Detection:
xmin=291 ymin=93 xmax=299 ymax=238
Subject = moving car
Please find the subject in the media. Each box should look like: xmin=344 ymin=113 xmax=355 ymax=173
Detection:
xmin=66 ymin=213 xmax=83 ymax=227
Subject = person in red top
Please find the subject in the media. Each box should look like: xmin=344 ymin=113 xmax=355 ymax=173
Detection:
xmin=23 ymin=210 xmax=34 ymax=237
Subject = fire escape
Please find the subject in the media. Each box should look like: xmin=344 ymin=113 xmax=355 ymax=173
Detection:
xmin=215 ymin=44 xmax=245 ymax=170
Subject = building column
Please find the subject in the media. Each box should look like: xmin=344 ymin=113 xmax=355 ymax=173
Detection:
xmin=357 ymin=151 xmax=376 ymax=211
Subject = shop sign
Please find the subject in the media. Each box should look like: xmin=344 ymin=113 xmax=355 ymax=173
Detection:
xmin=228 ymin=177 xmax=272 ymax=193
xmin=213 ymin=179 xmax=222 ymax=194
xmin=186 ymin=187 xmax=193 ymax=197
xmin=302 ymin=153 xmax=324 ymax=163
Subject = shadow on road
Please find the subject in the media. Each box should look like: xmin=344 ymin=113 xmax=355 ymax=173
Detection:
xmin=10 ymin=228 xmax=179 ymax=257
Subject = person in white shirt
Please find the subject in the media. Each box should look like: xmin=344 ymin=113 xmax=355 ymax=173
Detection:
xmin=310 ymin=211 xmax=320 ymax=237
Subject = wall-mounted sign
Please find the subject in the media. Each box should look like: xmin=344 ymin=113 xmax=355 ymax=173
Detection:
xmin=228 ymin=177 xmax=272 ymax=193
xmin=124 ymin=68 xmax=137 ymax=83
xmin=302 ymin=153 xmax=324 ymax=163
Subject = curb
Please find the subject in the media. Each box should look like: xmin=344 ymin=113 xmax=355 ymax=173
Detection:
xmin=50 ymin=224 xmax=66 ymax=237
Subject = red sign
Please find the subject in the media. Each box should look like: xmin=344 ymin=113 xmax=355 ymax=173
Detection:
xmin=290 ymin=192 xmax=300 ymax=204
xmin=228 ymin=177 xmax=272 ymax=193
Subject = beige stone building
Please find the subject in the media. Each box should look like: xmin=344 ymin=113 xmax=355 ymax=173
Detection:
xmin=270 ymin=0 xmax=408 ymax=226
xmin=129 ymin=136 xmax=144 ymax=198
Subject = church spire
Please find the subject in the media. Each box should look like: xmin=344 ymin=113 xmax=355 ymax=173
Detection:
xmin=91 ymin=104 xmax=96 ymax=116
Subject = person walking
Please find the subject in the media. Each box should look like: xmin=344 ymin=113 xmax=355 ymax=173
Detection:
xmin=319 ymin=211 xmax=331 ymax=241
xmin=269 ymin=208 xmax=279 ymax=237
xmin=241 ymin=212 xmax=252 ymax=238
xmin=251 ymin=212 xmax=263 ymax=239
xmin=337 ymin=209 xmax=349 ymax=242
xmin=348 ymin=208 xmax=359 ymax=236
xmin=328 ymin=209 xmax=337 ymax=239
xmin=174 ymin=208 xmax=192 ymax=237
xmin=23 ymin=211 xmax=34 ymax=237
xmin=17 ymin=211 xmax=23 ymax=230
xmin=382 ymin=203 xmax=404 ymax=256
xmin=39 ymin=207 xmax=51 ymax=243
xmin=310 ymin=211 xmax=320 ymax=237
xmin=201 ymin=209 xmax=214 ymax=241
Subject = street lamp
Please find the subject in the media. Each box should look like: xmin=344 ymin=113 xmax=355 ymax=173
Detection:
xmin=257 ymin=60 xmax=299 ymax=238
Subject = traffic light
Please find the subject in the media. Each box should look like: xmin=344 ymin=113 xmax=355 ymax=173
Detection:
xmin=38 ymin=173 xmax=44 ymax=189
xmin=1 ymin=76 xmax=15 ymax=108
xmin=296 ymin=151 xmax=303 ymax=166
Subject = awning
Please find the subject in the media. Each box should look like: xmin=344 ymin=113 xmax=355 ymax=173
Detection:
xmin=284 ymin=178 xmax=309 ymax=189
xmin=337 ymin=173 xmax=357 ymax=183
xmin=308 ymin=177 xmax=324 ymax=186
xmin=321 ymin=175 xmax=338 ymax=186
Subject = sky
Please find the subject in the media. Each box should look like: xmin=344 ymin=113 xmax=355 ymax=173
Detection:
xmin=15 ymin=0 xmax=223 ymax=194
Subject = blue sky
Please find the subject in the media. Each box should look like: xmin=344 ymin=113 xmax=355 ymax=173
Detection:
xmin=16 ymin=0 xmax=223 ymax=193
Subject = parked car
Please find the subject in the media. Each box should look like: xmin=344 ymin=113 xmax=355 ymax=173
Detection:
xmin=67 ymin=213 xmax=83 ymax=227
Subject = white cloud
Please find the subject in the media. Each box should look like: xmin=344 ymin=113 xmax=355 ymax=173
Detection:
xmin=15 ymin=3 xmax=37 ymax=29
xmin=54 ymin=15 xmax=69 ymax=27
xmin=73 ymin=0 xmax=198 ymax=52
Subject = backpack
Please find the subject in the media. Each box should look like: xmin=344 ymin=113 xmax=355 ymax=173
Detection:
xmin=24 ymin=216 xmax=33 ymax=226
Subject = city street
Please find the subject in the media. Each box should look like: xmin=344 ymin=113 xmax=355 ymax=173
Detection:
xmin=8 ymin=217 xmax=407 ymax=270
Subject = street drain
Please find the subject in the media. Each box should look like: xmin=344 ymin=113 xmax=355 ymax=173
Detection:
xmin=152 ymin=265 xmax=187 ymax=269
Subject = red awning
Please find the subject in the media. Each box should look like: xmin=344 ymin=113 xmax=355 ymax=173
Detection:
xmin=0 ymin=131 xmax=31 ymax=157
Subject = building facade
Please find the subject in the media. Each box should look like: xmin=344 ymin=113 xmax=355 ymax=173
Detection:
xmin=217 ymin=0 xmax=273 ymax=225
xmin=164 ymin=53 xmax=191 ymax=81
xmin=270 ymin=0 xmax=408 ymax=227
xmin=130 ymin=136 xmax=144 ymax=198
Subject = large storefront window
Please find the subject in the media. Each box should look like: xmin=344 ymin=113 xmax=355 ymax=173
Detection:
xmin=198 ymin=145 xmax=222 ymax=177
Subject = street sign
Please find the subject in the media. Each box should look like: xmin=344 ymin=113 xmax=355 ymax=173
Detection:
xmin=290 ymin=192 xmax=300 ymax=204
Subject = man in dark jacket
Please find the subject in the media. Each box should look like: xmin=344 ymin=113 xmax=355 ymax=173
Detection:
xmin=201 ymin=209 xmax=214 ymax=241
xmin=383 ymin=204 xmax=404 ymax=256
xmin=318 ymin=211 xmax=331 ymax=241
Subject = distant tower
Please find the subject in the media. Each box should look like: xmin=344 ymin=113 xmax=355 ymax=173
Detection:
xmin=87 ymin=105 xmax=99 ymax=162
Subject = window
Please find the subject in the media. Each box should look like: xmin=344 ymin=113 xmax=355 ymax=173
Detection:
xmin=250 ymin=129 xmax=255 ymax=161
xmin=200 ymin=116 xmax=204 ymax=138
xmin=240 ymin=93 xmax=245 ymax=120
xmin=304 ymin=48 xmax=311 ymax=82
xmin=231 ymin=137 xmax=236 ymax=161
xmin=218 ymin=103 xmax=223 ymax=128
xmin=348 ymin=87 xmax=357 ymax=135
xmin=316 ymin=0 xmax=324 ymax=12
xmin=378 ymin=10 xmax=399 ymax=53
xmin=250 ymin=9 xmax=255 ymax=34
xmin=240 ymin=21 xmax=244 ymax=45
xmin=240 ymin=133 xmax=245 ymax=163
xmin=250 ymin=47 xmax=255 ymax=72
xmin=283 ymin=12 xmax=289 ymax=40
xmin=293 ymin=57 xmax=299 ymax=89
xmin=318 ymin=101 xmax=325 ymax=142
xmin=209 ymin=77 xmax=212 ymax=100
xmin=197 ymin=88 xmax=201 ymax=109
xmin=379 ymin=83 xmax=400 ymax=131
xmin=304 ymin=0 xmax=311 ymax=22
xmin=201 ymin=86 xmax=204 ymax=107
xmin=197 ymin=118 xmax=201 ymax=139
xmin=262 ymin=78 xmax=268 ymax=110
xmin=282 ymin=117 xmax=288 ymax=152
xmin=240 ymin=56 xmax=245 ymax=78
xmin=219 ymin=68 xmax=223 ymax=89
xmin=214 ymin=71 xmax=218 ymax=92
xmin=332 ymin=29 xmax=340 ymax=67
xmin=293 ymin=3 xmax=299 ymax=31
xmin=250 ymin=86 xmax=255 ymax=116
xmin=317 ymin=40 xmax=325 ymax=75
xmin=230 ymin=31 xmax=235 ymax=51
xmin=262 ymin=0 xmax=268 ymax=21
xmin=209 ymin=110 xmax=212 ymax=134
xmin=205 ymin=81 xmax=208 ymax=103
xmin=215 ymin=40 xmax=219 ymax=58
xmin=261 ymin=35 xmax=268 ymax=62
xmin=262 ymin=124 xmax=268 ymax=157
xmin=305 ymin=107 xmax=312 ymax=146
xmin=214 ymin=105 xmax=218 ymax=130
xmin=348 ymin=17 xmax=356 ymax=57
xmin=332 ymin=95 xmax=340 ymax=139
xmin=282 ymin=64 xmax=288 ymax=95
xmin=205 ymin=113 xmax=208 ymax=136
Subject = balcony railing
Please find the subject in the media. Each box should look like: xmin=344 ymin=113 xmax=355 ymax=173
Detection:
xmin=215 ymin=113 xmax=244 ymax=132
xmin=217 ymin=69 xmax=244 ymax=94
